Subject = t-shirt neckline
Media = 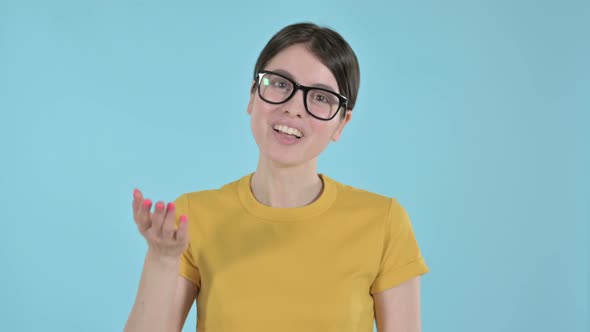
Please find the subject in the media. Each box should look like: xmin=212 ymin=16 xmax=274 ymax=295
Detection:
xmin=237 ymin=172 xmax=338 ymax=222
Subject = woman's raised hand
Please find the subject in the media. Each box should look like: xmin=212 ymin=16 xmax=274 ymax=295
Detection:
xmin=132 ymin=189 xmax=189 ymax=261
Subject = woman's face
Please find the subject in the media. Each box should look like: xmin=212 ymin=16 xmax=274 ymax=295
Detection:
xmin=247 ymin=43 xmax=352 ymax=168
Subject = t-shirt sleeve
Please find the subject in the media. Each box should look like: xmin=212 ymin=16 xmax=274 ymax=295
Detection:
xmin=174 ymin=193 xmax=202 ymax=289
xmin=370 ymin=198 xmax=429 ymax=294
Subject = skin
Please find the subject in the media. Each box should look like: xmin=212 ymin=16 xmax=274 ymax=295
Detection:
xmin=124 ymin=195 xmax=196 ymax=332
xmin=246 ymin=43 xmax=352 ymax=208
xmin=374 ymin=277 xmax=422 ymax=332
xmin=124 ymin=43 xmax=421 ymax=332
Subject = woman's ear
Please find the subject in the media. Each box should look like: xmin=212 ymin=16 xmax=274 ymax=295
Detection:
xmin=332 ymin=110 xmax=353 ymax=142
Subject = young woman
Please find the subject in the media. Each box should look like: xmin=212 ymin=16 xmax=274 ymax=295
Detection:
xmin=124 ymin=22 xmax=429 ymax=332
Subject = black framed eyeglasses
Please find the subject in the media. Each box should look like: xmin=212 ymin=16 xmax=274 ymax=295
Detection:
xmin=255 ymin=70 xmax=348 ymax=121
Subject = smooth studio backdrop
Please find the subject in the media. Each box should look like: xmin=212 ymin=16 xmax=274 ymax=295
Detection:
xmin=1 ymin=1 xmax=588 ymax=331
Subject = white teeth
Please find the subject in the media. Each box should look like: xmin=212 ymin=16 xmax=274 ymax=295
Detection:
xmin=273 ymin=124 xmax=303 ymax=138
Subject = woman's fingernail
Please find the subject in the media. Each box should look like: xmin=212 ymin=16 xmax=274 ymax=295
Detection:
xmin=167 ymin=202 xmax=175 ymax=210
xmin=180 ymin=215 xmax=187 ymax=223
xmin=133 ymin=189 xmax=140 ymax=199
xmin=156 ymin=202 xmax=165 ymax=210
xmin=143 ymin=199 xmax=152 ymax=207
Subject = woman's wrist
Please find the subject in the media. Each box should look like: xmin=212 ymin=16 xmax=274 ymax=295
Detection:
xmin=145 ymin=248 xmax=181 ymax=270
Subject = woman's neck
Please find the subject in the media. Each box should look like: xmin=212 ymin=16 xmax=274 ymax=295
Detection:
xmin=250 ymin=158 xmax=323 ymax=208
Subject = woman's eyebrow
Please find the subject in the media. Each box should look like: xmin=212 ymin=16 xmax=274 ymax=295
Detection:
xmin=273 ymin=69 xmax=338 ymax=92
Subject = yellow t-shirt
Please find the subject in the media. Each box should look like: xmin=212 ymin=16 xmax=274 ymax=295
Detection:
xmin=174 ymin=173 xmax=428 ymax=332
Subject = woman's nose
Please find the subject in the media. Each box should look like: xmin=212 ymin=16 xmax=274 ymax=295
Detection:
xmin=281 ymin=89 xmax=307 ymax=118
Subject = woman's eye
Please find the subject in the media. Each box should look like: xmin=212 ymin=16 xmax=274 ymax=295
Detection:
xmin=314 ymin=94 xmax=330 ymax=103
xmin=272 ymin=80 xmax=289 ymax=89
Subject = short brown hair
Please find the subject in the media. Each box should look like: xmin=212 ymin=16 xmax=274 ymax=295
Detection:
xmin=252 ymin=23 xmax=360 ymax=115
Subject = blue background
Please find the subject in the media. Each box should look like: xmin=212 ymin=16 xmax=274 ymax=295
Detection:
xmin=1 ymin=1 xmax=588 ymax=331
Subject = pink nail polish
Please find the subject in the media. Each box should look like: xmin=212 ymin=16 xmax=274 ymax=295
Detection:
xmin=167 ymin=202 xmax=175 ymax=210
xmin=133 ymin=189 xmax=140 ymax=199
xmin=156 ymin=202 xmax=165 ymax=210
xmin=143 ymin=199 xmax=152 ymax=207
xmin=180 ymin=215 xmax=187 ymax=223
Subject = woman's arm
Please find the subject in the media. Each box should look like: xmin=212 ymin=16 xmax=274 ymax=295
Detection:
xmin=124 ymin=252 xmax=198 ymax=332
xmin=124 ymin=189 xmax=196 ymax=332
xmin=373 ymin=276 xmax=422 ymax=332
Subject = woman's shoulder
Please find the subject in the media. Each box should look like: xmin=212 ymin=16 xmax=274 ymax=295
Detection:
xmin=175 ymin=174 xmax=247 ymax=204
xmin=325 ymin=175 xmax=412 ymax=223
xmin=324 ymin=174 xmax=396 ymax=207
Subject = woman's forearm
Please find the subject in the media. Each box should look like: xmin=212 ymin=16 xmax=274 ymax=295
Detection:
xmin=124 ymin=250 xmax=181 ymax=332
